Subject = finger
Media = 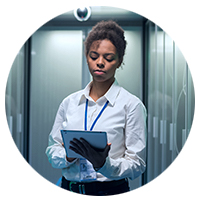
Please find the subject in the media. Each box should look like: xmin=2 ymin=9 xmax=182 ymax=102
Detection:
xmin=66 ymin=156 xmax=76 ymax=162
xmin=62 ymin=143 xmax=64 ymax=147
xmin=80 ymin=138 xmax=92 ymax=149
xmin=69 ymin=145 xmax=82 ymax=155
xmin=104 ymin=143 xmax=111 ymax=155
xmin=70 ymin=140 xmax=83 ymax=154
xmin=71 ymin=138 xmax=88 ymax=153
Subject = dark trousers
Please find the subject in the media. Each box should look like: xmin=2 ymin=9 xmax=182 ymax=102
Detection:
xmin=61 ymin=176 xmax=130 ymax=196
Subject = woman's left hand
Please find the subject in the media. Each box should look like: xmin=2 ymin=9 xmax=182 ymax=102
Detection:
xmin=69 ymin=138 xmax=111 ymax=169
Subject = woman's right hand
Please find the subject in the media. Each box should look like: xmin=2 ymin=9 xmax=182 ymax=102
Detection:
xmin=66 ymin=157 xmax=76 ymax=162
xmin=62 ymin=143 xmax=76 ymax=162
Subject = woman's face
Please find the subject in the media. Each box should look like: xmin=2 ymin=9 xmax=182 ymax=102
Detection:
xmin=87 ymin=39 xmax=121 ymax=84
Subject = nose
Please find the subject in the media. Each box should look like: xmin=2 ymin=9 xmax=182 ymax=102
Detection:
xmin=97 ymin=56 xmax=105 ymax=68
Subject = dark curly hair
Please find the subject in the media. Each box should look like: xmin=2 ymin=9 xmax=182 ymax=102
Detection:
xmin=84 ymin=20 xmax=127 ymax=65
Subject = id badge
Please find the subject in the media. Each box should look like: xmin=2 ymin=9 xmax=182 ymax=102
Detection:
xmin=79 ymin=158 xmax=97 ymax=182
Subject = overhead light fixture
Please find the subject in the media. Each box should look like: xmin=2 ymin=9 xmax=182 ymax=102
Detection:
xmin=74 ymin=7 xmax=91 ymax=22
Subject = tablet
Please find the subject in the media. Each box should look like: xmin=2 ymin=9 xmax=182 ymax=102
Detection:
xmin=61 ymin=130 xmax=107 ymax=158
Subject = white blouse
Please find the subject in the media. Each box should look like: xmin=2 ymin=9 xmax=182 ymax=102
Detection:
xmin=46 ymin=80 xmax=147 ymax=182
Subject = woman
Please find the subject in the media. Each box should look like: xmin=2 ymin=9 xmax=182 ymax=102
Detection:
xmin=46 ymin=20 xmax=146 ymax=196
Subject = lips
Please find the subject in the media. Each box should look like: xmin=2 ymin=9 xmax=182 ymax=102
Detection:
xmin=93 ymin=70 xmax=106 ymax=75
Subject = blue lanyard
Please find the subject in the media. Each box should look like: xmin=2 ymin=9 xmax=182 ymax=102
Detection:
xmin=84 ymin=99 xmax=109 ymax=131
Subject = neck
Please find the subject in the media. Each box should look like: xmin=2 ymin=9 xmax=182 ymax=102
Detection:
xmin=90 ymin=79 xmax=114 ymax=101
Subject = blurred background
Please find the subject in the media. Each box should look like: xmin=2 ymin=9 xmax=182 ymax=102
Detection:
xmin=5 ymin=6 xmax=195 ymax=191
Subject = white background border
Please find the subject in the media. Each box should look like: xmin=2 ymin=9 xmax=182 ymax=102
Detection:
xmin=1 ymin=1 xmax=199 ymax=199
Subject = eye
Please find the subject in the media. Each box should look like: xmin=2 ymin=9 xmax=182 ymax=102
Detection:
xmin=105 ymin=57 xmax=114 ymax=62
xmin=104 ymin=55 xmax=115 ymax=62
xmin=90 ymin=56 xmax=98 ymax=61
xmin=89 ymin=52 xmax=99 ymax=60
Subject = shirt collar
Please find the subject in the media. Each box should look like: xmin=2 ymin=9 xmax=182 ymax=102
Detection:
xmin=78 ymin=79 xmax=121 ymax=106
xmin=104 ymin=79 xmax=120 ymax=106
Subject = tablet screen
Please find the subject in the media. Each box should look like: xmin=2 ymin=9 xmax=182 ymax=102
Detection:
xmin=61 ymin=130 xmax=107 ymax=158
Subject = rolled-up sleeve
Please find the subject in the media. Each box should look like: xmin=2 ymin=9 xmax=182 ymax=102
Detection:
xmin=99 ymin=102 xmax=147 ymax=180
xmin=45 ymin=102 xmax=76 ymax=169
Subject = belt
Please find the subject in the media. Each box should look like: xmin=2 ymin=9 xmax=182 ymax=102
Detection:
xmin=61 ymin=177 xmax=128 ymax=195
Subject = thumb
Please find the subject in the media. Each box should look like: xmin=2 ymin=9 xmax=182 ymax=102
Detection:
xmin=104 ymin=143 xmax=111 ymax=154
